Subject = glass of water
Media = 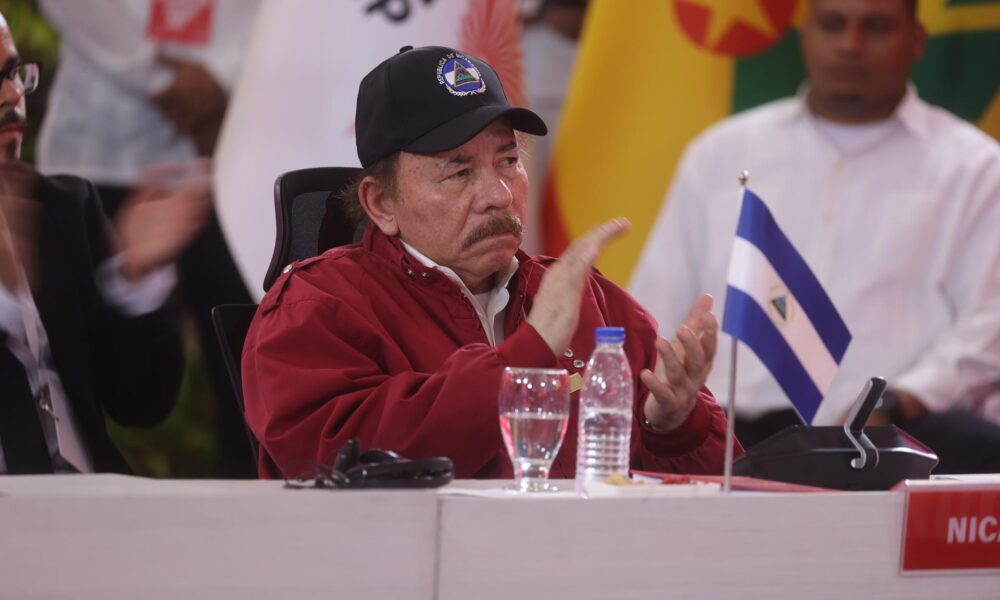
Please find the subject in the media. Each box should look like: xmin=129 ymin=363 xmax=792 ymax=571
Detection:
xmin=498 ymin=367 xmax=570 ymax=492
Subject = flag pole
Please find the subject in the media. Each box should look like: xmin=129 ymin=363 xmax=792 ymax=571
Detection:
xmin=723 ymin=170 xmax=750 ymax=494
xmin=723 ymin=341 xmax=737 ymax=494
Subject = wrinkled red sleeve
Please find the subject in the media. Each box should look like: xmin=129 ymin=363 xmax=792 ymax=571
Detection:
xmin=633 ymin=388 xmax=741 ymax=475
xmin=242 ymin=297 xmax=557 ymax=479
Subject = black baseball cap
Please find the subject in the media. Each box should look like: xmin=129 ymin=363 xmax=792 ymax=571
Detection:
xmin=355 ymin=45 xmax=548 ymax=168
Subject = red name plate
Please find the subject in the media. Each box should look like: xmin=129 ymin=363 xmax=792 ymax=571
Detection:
xmin=901 ymin=483 xmax=1000 ymax=573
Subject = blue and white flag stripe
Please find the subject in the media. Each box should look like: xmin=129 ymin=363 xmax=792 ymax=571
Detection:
xmin=723 ymin=286 xmax=825 ymax=421
xmin=722 ymin=188 xmax=852 ymax=424
xmin=734 ymin=190 xmax=851 ymax=362
xmin=726 ymin=237 xmax=839 ymax=395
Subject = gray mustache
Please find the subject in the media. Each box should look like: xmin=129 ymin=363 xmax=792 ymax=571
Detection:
xmin=0 ymin=110 xmax=25 ymax=129
xmin=462 ymin=212 xmax=523 ymax=250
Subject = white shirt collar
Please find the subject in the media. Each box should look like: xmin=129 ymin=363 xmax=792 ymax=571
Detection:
xmin=399 ymin=240 xmax=519 ymax=346
xmin=788 ymin=82 xmax=929 ymax=138
xmin=399 ymin=240 xmax=519 ymax=297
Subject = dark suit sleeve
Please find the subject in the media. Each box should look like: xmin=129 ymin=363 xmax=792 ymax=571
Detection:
xmin=77 ymin=179 xmax=185 ymax=427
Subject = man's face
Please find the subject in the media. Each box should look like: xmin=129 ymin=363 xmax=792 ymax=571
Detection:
xmin=383 ymin=120 xmax=528 ymax=292
xmin=802 ymin=0 xmax=925 ymax=122
xmin=0 ymin=17 xmax=26 ymax=161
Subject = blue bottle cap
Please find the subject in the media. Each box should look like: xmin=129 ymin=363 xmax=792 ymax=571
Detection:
xmin=595 ymin=327 xmax=625 ymax=343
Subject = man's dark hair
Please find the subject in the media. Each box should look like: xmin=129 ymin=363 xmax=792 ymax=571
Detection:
xmin=342 ymin=152 xmax=400 ymax=227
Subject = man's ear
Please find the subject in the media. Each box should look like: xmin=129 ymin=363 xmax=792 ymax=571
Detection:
xmin=358 ymin=175 xmax=399 ymax=236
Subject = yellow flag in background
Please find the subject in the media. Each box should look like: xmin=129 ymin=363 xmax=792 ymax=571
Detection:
xmin=543 ymin=0 xmax=1000 ymax=285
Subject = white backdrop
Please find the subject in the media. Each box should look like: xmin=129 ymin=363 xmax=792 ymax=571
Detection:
xmin=214 ymin=0 xmax=525 ymax=299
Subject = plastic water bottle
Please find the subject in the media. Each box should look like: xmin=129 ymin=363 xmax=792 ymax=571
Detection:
xmin=575 ymin=327 xmax=633 ymax=494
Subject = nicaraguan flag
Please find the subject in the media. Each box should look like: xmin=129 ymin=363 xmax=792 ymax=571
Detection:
xmin=722 ymin=189 xmax=852 ymax=424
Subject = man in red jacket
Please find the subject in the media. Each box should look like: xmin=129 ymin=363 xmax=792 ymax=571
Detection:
xmin=242 ymin=46 xmax=738 ymax=479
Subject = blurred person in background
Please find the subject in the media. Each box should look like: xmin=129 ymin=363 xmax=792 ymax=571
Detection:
xmin=520 ymin=0 xmax=588 ymax=254
xmin=36 ymin=0 xmax=261 ymax=477
xmin=630 ymin=0 xmax=1000 ymax=473
xmin=0 ymin=9 xmax=211 ymax=474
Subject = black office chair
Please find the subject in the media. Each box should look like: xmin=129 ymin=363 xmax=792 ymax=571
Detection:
xmin=210 ymin=303 xmax=261 ymax=464
xmin=213 ymin=167 xmax=362 ymax=467
xmin=263 ymin=166 xmax=363 ymax=292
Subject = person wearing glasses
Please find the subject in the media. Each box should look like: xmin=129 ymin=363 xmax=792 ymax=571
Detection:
xmin=35 ymin=0 xmax=263 ymax=478
xmin=0 ymin=59 xmax=36 ymax=160
xmin=242 ymin=46 xmax=738 ymax=480
xmin=0 ymin=11 xmax=211 ymax=475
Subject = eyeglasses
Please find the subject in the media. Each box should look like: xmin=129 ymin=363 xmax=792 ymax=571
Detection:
xmin=0 ymin=62 xmax=40 ymax=95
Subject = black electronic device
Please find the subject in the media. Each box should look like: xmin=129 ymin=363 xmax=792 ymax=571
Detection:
xmin=284 ymin=438 xmax=454 ymax=490
xmin=732 ymin=377 xmax=938 ymax=491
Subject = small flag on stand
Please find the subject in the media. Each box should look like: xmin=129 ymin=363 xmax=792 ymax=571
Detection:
xmin=721 ymin=188 xmax=852 ymax=424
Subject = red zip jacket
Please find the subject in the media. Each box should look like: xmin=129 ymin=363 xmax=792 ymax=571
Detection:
xmin=242 ymin=227 xmax=738 ymax=478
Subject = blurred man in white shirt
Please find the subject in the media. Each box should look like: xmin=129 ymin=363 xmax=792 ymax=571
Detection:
xmin=630 ymin=0 xmax=1000 ymax=473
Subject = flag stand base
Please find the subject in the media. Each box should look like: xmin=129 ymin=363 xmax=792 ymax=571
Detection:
xmin=732 ymin=425 xmax=938 ymax=490
xmin=732 ymin=377 xmax=938 ymax=490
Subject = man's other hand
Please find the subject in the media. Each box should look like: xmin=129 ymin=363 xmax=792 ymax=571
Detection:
xmin=150 ymin=54 xmax=228 ymax=155
xmin=640 ymin=294 xmax=718 ymax=432
xmin=114 ymin=160 xmax=212 ymax=282
xmin=527 ymin=218 xmax=630 ymax=355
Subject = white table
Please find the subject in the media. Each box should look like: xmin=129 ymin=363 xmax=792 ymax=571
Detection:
xmin=1 ymin=475 xmax=997 ymax=599
xmin=0 ymin=475 xmax=438 ymax=599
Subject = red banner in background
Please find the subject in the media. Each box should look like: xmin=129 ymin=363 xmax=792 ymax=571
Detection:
xmin=147 ymin=0 xmax=215 ymax=45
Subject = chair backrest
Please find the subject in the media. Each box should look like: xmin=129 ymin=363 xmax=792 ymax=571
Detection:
xmin=210 ymin=303 xmax=261 ymax=464
xmin=264 ymin=166 xmax=363 ymax=292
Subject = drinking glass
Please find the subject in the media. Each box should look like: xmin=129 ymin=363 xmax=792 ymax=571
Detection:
xmin=498 ymin=367 xmax=570 ymax=492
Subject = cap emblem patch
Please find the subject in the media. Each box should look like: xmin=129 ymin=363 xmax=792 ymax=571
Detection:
xmin=436 ymin=53 xmax=486 ymax=96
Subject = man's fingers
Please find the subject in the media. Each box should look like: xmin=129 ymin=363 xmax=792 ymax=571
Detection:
xmin=640 ymin=368 xmax=677 ymax=406
xmin=559 ymin=218 xmax=630 ymax=269
xmin=657 ymin=336 xmax=691 ymax=391
xmin=700 ymin=312 xmax=719 ymax=371
xmin=139 ymin=160 xmax=214 ymax=196
xmin=589 ymin=217 xmax=631 ymax=251
xmin=677 ymin=326 xmax=706 ymax=380
xmin=545 ymin=217 xmax=630 ymax=300
xmin=669 ymin=334 xmax=686 ymax=365
xmin=682 ymin=293 xmax=714 ymax=333
xmin=528 ymin=217 xmax=630 ymax=356
xmin=644 ymin=304 xmax=716 ymax=430
xmin=693 ymin=293 xmax=714 ymax=314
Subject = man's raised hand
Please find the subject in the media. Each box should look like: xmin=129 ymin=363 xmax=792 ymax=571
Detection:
xmin=527 ymin=218 xmax=630 ymax=355
xmin=640 ymin=294 xmax=718 ymax=432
